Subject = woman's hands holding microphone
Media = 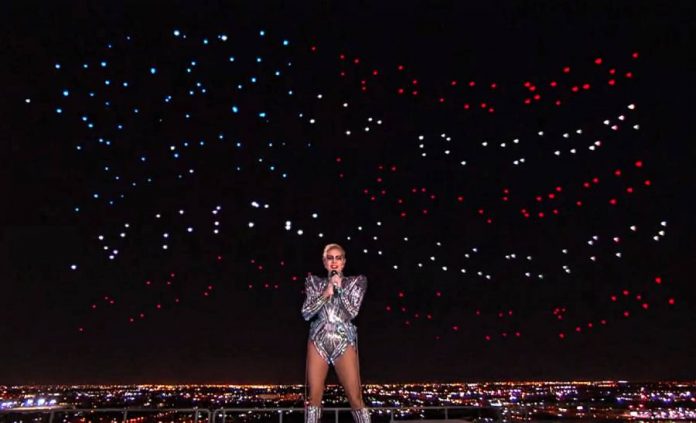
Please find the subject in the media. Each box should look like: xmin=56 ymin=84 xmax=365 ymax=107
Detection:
xmin=322 ymin=271 xmax=342 ymax=299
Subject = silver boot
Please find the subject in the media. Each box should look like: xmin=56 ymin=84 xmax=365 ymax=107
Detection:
xmin=305 ymin=405 xmax=321 ymax=423
xmin=351 ymin=408 xmax=370 ymax=423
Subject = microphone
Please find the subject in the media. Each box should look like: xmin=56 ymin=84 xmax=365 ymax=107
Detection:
xmin=329 ymin=270 xmax=341 ymax=295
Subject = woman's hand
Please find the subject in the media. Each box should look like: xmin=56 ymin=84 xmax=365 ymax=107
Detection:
xmin=330 ymin=274 xmax=342 ymax=289
xmin=322 ymin=282 xmax=335 ymax=299
xmin=322 ymin=274 xmax=342 ymax=299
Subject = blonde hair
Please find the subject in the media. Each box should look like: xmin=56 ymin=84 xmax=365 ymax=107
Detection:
xmin=322 ymin=243 xmax=346 ymax=259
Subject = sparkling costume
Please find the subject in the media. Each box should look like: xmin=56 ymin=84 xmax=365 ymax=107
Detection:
xmin=301 ymin=274 xmax=367 ymax=365
xmin=302 ymin=273 xmax=371 ymax=423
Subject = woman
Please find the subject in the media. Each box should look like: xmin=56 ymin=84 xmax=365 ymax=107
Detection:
xmin=302 ymin=243 xmax=370 ymax=423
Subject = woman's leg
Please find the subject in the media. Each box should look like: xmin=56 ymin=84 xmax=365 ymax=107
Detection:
xmin=333 ymin=345 xmax=365 ymax=409
xmin=306 ymin=341 xmax=330 ymax=407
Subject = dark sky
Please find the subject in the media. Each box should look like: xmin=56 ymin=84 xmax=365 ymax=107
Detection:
xmin=2 ymin=1 xmax=695 ymax=384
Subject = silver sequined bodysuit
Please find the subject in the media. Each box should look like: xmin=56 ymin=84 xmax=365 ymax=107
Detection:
xmin=301 ymin=274 xmax=367 ymax=365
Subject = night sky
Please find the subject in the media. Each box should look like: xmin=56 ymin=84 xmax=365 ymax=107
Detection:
xmin=2 ymin=1 xmax=695 ymax=384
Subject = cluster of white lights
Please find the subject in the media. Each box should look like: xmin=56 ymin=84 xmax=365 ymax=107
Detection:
xmin=653 ymin=220 xmax=668 ymax=242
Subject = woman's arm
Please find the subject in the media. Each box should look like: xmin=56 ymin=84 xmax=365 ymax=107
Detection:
xmin=338 ymin=275 xmax=367 ymax=319
xmin=301 ymin=275 xmax=329 ymax=321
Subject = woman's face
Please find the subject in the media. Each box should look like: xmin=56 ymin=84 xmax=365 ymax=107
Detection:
xmin=323 ymin=248 xmax=346 ymax=274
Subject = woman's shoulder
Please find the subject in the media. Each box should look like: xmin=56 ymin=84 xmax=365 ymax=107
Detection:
xmin=306 ymin=274 xmax=326 ymax=283
xmin=349 ymin=274 xmax=367 ymax=285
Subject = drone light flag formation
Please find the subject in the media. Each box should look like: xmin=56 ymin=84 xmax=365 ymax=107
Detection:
xmin=39 ymin=27 xmax=675 ymax=342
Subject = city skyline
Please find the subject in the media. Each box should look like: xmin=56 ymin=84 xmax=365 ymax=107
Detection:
xmin=2 ymin=381 xmax=696 ymax=421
